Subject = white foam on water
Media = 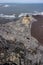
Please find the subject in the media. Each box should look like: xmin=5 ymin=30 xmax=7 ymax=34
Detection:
xmin=19 ymin=11 xmax=43 ymax=17
xmin=40 ymin=12 xmax=43 ymax=15
xmin=0 ymin=11 xmax=43 ymax=19
xmin=18 ymin=13 xmax=32 ymax=17
xmin=33 ymin=11 xmax=43 ymax=15
xmin=18 ymin=13 xmax=27 ymax=17
xmin=18 ymin=11 xmax=43 ymax=18
xmin=0 ymin=14 xmax=16 ymax=19
xmin=3 ymin=5 xmax=10 ymax=8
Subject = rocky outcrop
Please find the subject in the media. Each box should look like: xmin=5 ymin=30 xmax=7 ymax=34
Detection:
xmin=0 ymin=15 xmax=43 ymax=65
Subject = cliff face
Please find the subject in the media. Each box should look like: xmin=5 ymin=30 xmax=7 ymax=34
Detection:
xmin=0 ymin=16 xmax=43 ymax=65
xmin=32 ymin=15 xmax=43 ymax=44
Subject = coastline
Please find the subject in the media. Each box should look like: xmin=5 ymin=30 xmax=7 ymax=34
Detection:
xmin=0 ymin=14 xmax=43 ymax=45
xmin=0 ymin=14 xmax=43 ymax=65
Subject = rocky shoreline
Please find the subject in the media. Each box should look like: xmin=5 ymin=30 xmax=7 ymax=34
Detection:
xmin=0 ymin=15 xmax=43 ymax=65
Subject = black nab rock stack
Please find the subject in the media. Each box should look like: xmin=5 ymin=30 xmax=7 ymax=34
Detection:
xmin=0 ymin=15 xmax=43 ymax=65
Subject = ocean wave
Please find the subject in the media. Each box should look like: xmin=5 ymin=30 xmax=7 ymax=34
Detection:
xmin=18 ymin=13 xmax=32 ymax=17
xmin=0 ymin=12 xmax=43 ymax=19
xmin=33 ymin=11 xmax=43 ymax=15
xmin=18 ymin=13 xmax=24 ymax=17
xmin=18 ymin=12 xmax=43 ymax=17
xmin=0 ymin=14 xmax=16 ymax=19
xmin=40 ymin=12 xmax=43 ymax=15
xmin=3 ymin=5 xmax=10 ymax=8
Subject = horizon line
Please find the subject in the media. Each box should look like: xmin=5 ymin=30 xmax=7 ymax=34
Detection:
xmin=0 ymin=2 xmax=43 ymax=4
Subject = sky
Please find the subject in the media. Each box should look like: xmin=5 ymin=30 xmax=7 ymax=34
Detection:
xmin=0 ymin=0 xmax=43 ymax=3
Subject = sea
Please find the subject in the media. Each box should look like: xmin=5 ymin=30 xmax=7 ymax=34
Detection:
xmin=0 ymin=3 xmax=43 ymax=18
